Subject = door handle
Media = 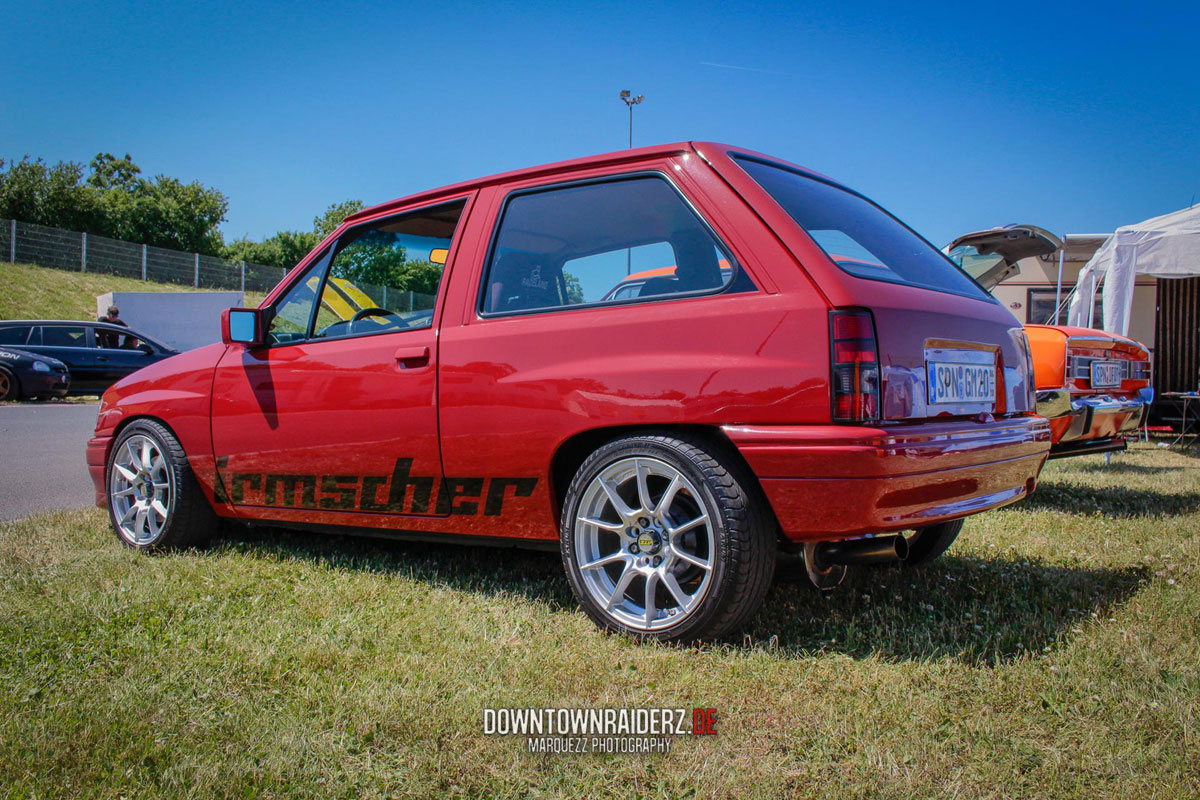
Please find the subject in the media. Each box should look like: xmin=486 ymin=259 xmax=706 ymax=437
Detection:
xmin=393 ymin=345 xmax=430 ymax=368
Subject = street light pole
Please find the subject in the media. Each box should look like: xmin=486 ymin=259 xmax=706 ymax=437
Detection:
xmin=619 ymin=90 xmax=644 ymax=149
xmin=619 ymin=90 xmax=645 ymax=275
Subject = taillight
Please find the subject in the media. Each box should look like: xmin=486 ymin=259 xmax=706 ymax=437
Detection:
xmin=830 ymin=309 xmax=880 ymax=422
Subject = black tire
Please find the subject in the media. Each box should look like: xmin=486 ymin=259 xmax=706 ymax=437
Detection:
xmin=902 ymin=519 xmax=963 ymax=566
xmin=0 ymin=367 xmax=20 ymax=402
xmin=559 ymin=432 xmax=775 ymax=642
xmin=107 ymin=419 xmax=217 ymax=551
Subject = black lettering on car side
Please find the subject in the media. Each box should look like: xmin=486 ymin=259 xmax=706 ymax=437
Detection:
xmin=221 ymin=457 xmax=537 ymax=517
xmin=483 ymin=477 xmax=538 ymax=516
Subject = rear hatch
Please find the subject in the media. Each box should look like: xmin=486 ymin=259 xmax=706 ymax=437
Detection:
xmin=944 ymin=225 xmax=1062 ymax=290
xmin=717 ymin=154 xmax=1039 ymax=420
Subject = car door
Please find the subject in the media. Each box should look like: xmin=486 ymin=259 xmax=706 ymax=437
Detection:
xmin=91 ymin=326 xmax=161 ymax=385
xmin=24 ymin=324 xmax=104 ymax=391
xmin=210 ymin=196 xmax=473 ymax=519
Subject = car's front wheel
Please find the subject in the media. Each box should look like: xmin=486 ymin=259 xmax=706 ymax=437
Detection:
xmin=560 ymin=433 xmax=775 ymax=641
xmin=107 ymin=419 xmax=216 ymax=550
xmin=0 ymin=367 xmax=20 ymax=401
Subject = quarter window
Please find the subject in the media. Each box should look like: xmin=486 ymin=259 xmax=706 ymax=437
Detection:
xmin=481 ymin=176 xmax=737 ymax=315
xmin=0 ymin=326 xmax=30 ymax=345
xmin=267 ymin=252 xmax=329 ymax=346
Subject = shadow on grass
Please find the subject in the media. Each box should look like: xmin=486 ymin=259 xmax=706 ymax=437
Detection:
xmin=1011 ymin=480 xmax=1200 ymax=518
xmin=212 ymin=524 xmax=577 ymax=611
xmin=211 ymin=524 xmax=1146 ymax=669
xmin=752 ymin=555 xmax=1147 ymax=667
xmin=1069 ymin=461 xmax=1191 ymax=475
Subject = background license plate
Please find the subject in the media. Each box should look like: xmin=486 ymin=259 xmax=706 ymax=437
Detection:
xmin=927 ymin=361 xmax=996 ymax=405
xmin=1091 ymin=360 xmax=1122 ymax=388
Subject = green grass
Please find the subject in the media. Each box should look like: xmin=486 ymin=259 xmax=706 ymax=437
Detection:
xmin=1 ymin=443 xmax=1197 ymax=798
xmin=0 ymin=261 xmax=266 ymax=321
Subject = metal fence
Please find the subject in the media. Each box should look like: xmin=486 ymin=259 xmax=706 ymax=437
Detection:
xmin=1 ymin=218 xmax=288 ymax=293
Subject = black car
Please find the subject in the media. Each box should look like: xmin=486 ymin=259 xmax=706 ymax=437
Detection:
xmin=0 ymin=320 xmax=177 ymax=395
xmin=0 ymin=346 xmax=70 ymax=401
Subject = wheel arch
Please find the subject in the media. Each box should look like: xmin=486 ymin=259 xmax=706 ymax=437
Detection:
xmin=547 ymin=423 xmax=778 ymax=534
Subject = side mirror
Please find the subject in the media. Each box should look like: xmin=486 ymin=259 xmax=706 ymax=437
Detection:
xmin=222 ymin=308 xmax=267 ymax=347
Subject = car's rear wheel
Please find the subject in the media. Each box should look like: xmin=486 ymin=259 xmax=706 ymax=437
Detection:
xmin=0 ymin=367 xmax=20 ymax=401
xmin=901 ymin=519 xmax=963 ymax=566
xmin=560 ymin=433 xmax=775 ymax=641
xmin=107 ymin=419 xmax=216 ymax=550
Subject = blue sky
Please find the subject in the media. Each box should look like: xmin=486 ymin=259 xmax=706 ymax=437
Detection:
xmin=3 ymin=1 xmax=1197 ymax=247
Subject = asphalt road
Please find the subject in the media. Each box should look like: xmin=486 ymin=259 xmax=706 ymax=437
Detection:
xmin=0 ymin=402 xmax=100 ymax=522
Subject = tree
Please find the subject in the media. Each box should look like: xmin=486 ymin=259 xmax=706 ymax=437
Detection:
xmin=0 ymin=152 xmax=228 ymax=255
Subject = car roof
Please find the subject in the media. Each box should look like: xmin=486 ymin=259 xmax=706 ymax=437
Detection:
xmin=344 ymin=141 xmax=846 ymax=224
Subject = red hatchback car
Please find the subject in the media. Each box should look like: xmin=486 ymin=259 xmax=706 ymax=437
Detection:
xmin=88 ymin=143 xmax=1051 ymax=640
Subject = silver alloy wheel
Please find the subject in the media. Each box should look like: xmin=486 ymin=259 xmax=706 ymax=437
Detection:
xmin=574 ymin=456 xmax=716 ymax=632
xmin=109 ymin=434 xmax=174 ymax=545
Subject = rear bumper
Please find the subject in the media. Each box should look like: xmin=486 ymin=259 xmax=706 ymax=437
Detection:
xmin=86 ymin=435 xmax=111 ymax=508
xmin=722 ymin=417 xmax=1050 ymax=541
xmin=1036 ymin=389 xmax=1147 ymax=447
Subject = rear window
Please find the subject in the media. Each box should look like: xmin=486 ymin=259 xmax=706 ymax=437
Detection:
xmin=734 ymin=157 xmax=990 ymax=300
xmin=0 ymin=326 xmax=30 ymax=345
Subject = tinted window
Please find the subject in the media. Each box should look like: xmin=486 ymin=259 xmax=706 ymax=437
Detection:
xmin=0 ymin=326 xmax=30 ymax=345
xmin=734 ymin=157 xmax=990 ymax=300
xmin=41 ymin=325 xmax=91 ymax=347
xmin=312 ymin=201 xmax=465 ymax=339
xmin=482 ymin=176 xmax=736 ymax=315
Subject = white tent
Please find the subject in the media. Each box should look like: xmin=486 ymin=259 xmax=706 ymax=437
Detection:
xmin=1067 ymin=204 xmax=1200 ymax=335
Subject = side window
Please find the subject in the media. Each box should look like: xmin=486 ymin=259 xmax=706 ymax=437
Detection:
xmin=41 ymin=325 xmax=91 ymax=347
xmin=482 ymin=176 xmax=737 ymax=315
xmin=0 ymin=326 xmax=30 ymax=345
xmin=267 ymin=252 xmax=329 ymax=346
xmin=311 ymin=200 xmax=466 ymax=340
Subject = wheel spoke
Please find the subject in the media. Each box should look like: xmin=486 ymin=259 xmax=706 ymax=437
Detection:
xmin=148 ymin=506 xmax=163 ymax=536
xmin=140 ymin=440 xmax=152 ymax=469
xmin=634 ymin=459 xmax=653 ymax=513
xmin=114 ymin=463 xmax=138 ymax=483
xmin=606 ymin=564 xmax=636 ymax=610
xmin=118 ymin=504 xmax=137 ymax=524
xmin=134 ymin=507 xmax=149 ymax=540
xmin=149 ymin=456 xmax=166 ymax=479
xmin=672 ymin=549 xmax=711 ymax=571
xmin=643 ymin=572 xmax=659 ymax=626
xmin=150 ymin=499 xmax=168 ymax=520
xmin=653 ymin=475 xmax=684 ymax=515
xmin=581 ymin=552 xmax=627 ymax=571
xmin=662 ymin=571 xmax=693 ymax=612
xmin=669 ymin=514 xmax=709 ymax=538
xmin=124 ymin=441 xmax=138 ymax=468
xmin=113 ymin=486 xmax=136 ymax=498
xmin=577 ymin=516 xmax=625 ymax=534
xmin=152 ymin=481 xmax=170 ymax=491
xmin=599 ymin=478 xmax=636 ymax=521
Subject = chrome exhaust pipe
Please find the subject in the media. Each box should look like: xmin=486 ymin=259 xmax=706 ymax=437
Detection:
xmin=815 ymin=534 xmax=909 ymax=567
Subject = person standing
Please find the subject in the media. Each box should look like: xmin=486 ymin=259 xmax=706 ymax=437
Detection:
xmin=97 ymin=305 xmax=128 ymax=348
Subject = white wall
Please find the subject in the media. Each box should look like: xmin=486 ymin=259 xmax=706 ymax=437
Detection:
xmin=97 ymin=291 xmax=243 ymax=352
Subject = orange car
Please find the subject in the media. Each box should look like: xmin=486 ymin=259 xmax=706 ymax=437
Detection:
xmin=947 ymin=225 xmax=1152 ymax=458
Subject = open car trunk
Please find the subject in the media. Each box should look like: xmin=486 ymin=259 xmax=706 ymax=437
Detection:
xmin=944 ymin=225 xmax=1062 ymax=290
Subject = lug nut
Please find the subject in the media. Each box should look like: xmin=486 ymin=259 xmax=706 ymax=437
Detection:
xmin=652 ymin=556 xmax=662 ymax=567
xmin=629 ymin=544 xmax=639 ymax=554
xmin=638 ymin=516 xmax=650 ymax=528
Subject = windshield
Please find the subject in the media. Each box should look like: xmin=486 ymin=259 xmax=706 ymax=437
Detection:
xmin=734 ymin=157 xmax=990 ymax=300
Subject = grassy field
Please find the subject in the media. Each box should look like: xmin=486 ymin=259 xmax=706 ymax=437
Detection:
xmin=1 ymin=443 xmax=1197 ymax=798
xmin=0 ymin=261 xmax=266 ymax=321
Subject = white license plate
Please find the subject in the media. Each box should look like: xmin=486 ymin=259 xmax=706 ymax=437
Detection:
xmin=927 ymin=361 xmax=996 ymax=405
xmin=1090 ymin=360 xmax=1123 ymax=388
